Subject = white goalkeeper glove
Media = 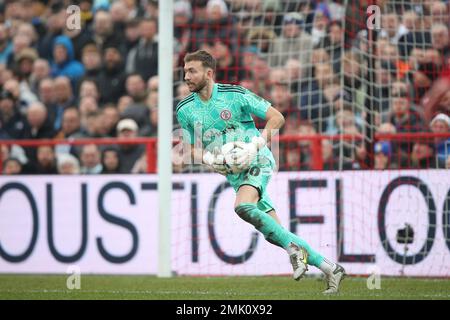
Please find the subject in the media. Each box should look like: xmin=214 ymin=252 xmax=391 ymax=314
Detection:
xmin=203 ymin=148 xmax=230 ymax=175
xmin=233 ymin=136 xmax=266 ymax=171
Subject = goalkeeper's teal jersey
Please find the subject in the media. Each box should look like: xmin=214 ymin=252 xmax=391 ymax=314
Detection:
xmin=176 ymin=83 xmax=271 ymax=152
xmin=177 ymin=83 xmax=276 ymax=211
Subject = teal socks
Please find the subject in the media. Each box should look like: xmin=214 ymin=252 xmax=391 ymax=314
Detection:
xmin=235 ymin=203 xmax=324 ymax=267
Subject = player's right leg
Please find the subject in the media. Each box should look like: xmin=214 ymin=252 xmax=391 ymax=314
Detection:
xmin=234 ymin=185 xmax=345 ymax=289
xmin=234 ymin=185 xmax=315 ymax=280
xmin=265 ymin=209 xmax=308 ymax=280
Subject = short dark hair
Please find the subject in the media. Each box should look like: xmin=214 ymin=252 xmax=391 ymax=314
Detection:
xmin=126 ymin=18 xmax=141 ymax=28
xmin=184 ymin=50 xmax=216 ymax=71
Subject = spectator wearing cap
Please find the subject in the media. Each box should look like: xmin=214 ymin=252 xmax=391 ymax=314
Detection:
xmin=97 ymin=45 xmax=127 ymax=104
xmin=50 ymin=35 xmax=85 ymax=86
xmin=126 ymin=17 xmax=158 ymax=81
xmin=206 ymin=0 xmax=228 ymax=22
xmin=430 ymin=113 xmax=450 ymax=162
xmin=14 ymin=47 xmax=38 ymax=82
xmin=268 ymin=12 xmax=313 ymax=76
xmin=374 ymin=141 xmax=395 ymax=170
xmin=57 ymin=153 xmax=80 ymax=175
xmin=116 ymin=118 xmax=145 ymax=173
xmin=80 ymin=144 xmax=103 ymax=174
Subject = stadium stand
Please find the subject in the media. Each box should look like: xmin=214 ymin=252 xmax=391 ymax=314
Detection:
xmin=0 ymin=0 xmax=449 ymax=174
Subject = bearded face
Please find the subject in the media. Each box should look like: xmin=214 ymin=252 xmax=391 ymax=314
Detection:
xmin=184 ymin=60 xmax=210 ymax=93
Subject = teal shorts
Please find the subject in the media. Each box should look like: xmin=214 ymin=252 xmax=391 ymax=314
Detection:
xmin=226 ymin=147 xmax=276 ymax=213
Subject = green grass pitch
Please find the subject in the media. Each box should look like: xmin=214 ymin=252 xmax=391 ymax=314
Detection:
xmin=0 ymin=275 xmax=449 ymax=300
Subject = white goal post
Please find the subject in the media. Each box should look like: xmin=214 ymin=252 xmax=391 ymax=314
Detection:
xmin=157 ymin=0 xmax=174 ymax=278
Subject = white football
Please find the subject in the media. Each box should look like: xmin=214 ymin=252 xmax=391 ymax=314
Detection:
xmin=221 ymin=142 xmax=245 ymax=174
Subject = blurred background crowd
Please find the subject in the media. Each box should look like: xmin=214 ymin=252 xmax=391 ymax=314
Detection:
xmin=0 ymin=0 xmax=449 ymax=175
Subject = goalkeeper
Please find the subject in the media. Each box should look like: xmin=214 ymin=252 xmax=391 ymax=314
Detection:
xmin=176 ymin=50 xmax=345 ymax=294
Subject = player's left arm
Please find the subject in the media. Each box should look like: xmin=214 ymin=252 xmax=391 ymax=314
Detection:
xmin=260 ymin=106 xmax=285 ymax=147
xmin=241 ymin=89 xmax=284 ymax=148
xmin=235 ymin=93 xmax=284 ymax=169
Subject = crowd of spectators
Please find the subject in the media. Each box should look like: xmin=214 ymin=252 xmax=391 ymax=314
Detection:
xmin=0 ymin=0 xmax=449 ymax=175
